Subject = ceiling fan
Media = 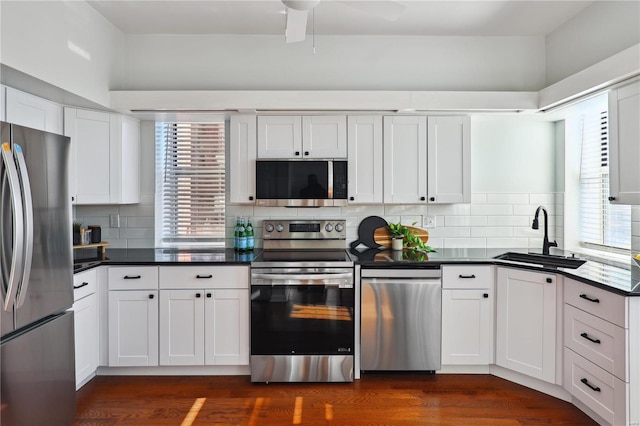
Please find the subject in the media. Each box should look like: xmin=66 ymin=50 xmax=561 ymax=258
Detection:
xmin=282 ymin=0 xmax=408 ymax=43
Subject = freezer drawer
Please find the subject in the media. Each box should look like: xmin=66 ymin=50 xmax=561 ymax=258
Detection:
xmin=361 ymin=277 xmax=442 ymax=371
xmin=1 ymin=311 xmax=76 ymax=426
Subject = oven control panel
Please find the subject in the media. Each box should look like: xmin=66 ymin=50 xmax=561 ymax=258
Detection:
xmin=263 ymin=219 xmax=346 ymax=240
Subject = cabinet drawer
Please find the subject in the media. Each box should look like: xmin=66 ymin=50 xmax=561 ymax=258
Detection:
xmin=159 ymin=266 xmax=248 ymax=290
xmin=74 ymin=268 xmax=97 ymax=301
xmin=564 ymin=279 xmax=626 ymax=327
xmin=108 ymin=266 xmax=159 ymax=290
xmin=564 ymin=304 xmax=626 ymax=380
xmin=564 ymin=348 xmax=626 ymax=426
xmin=442 ymin=265 xmax=494 ymax=289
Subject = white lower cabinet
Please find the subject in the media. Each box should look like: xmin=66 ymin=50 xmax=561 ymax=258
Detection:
xmin=72 ymin=268 xmax=99 ymax=389
xmin=496 ymin=267 xmax=558 ymax=384
xmin=441 ymin=265 xmax=494 ymax=365
xmin=107 ymin=267 xmax=159 ymax=367
xmin=158 ymin=266 xmax=249 ymax=367
xmin=563 ymin=277 xmax=635 ymax=426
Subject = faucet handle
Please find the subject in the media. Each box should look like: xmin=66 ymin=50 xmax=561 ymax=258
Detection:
xmin=550 ymin=240 xmax=558 ymax=248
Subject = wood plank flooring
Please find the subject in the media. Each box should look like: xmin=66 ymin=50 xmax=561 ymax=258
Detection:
xmin=74 ymin=374 xmax=597 ymax=425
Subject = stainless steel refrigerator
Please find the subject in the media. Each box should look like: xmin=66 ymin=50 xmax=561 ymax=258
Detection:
xmin=1 ymin=121 xmax=76 ymax=425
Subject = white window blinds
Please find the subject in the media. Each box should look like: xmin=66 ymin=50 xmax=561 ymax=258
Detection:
xmin=579 ymin=110 xmax=631 ymax=250
xmin=155 ymin=122 xmax=226 ymax=247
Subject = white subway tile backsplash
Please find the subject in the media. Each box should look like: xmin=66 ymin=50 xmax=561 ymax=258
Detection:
xmin=470 ymin=204 xmax=513 ymax=216
xmin=486 ymin=194 xmax=529 ymax=204
xmin=77 ymin=191 xmax=565 ymax=251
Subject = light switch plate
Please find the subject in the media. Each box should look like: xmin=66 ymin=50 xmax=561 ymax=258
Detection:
xmin=109 ymin=214 xmax=120 ymax=228
xmin=424 ymin=215 xmax=436 ymax=228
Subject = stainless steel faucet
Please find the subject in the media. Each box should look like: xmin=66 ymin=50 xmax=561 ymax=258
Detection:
xmin=532 ymin=205 xmax=557 ymax=255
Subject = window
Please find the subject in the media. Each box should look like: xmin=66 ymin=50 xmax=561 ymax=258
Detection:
xmin=579 ymin=107 xmax=631 ymax=251
xmin=155 ymin=122 xmax=226 ymax=248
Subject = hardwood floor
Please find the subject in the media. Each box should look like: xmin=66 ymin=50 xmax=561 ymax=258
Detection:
xmin=74 ymin=374 xmax=597 ymax=425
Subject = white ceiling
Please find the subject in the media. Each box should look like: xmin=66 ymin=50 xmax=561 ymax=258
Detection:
xmin=87 ymin=0 xmax=594 ymax=37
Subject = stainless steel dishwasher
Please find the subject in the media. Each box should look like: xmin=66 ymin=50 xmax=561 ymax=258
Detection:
xmin=360 ymin=268 xmax=442 ymax=372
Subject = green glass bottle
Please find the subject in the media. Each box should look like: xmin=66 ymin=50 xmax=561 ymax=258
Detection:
xmin=246 ymin=218 xmax=254 ymax=251
xmin=233 ymin=217 xmax=241 ymax=251
xmin=238 ymin=218 xmax=247 ymax=252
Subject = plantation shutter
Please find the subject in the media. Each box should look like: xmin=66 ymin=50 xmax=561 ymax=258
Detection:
xmin=156 ymin=122 xmax=226 ymax=247
xmin=579 ymin=110 xmax=631 ymax=250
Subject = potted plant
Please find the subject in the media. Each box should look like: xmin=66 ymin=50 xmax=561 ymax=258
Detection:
xmin=387 ymin=221 xmax=437 ymax=253
xmin=73 ymin=221 xmax=82 ymax=245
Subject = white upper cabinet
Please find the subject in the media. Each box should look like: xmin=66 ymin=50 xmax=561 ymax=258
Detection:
xmin=608 ymin=81 xmax=640 ymax=205
xmin=229 ymin=115 xmax=257 ymax=204
xmin=64 ymin=108 xmax=140 ymax=204
xmin=301 ymin=116 xmax=347 ymax=158
xmin=347 ymin=116 xmax=383 ymax=204
xmin=257 ymin=115 xmax=346 ymax=159
xmin=1 ymin=86 xmax=6 ymax=121
xmin=5 ymin=87 xmax=63 ymax=135
xmin=383 ymin=116 xmax=428 ymax=204
xmin=427 ymin=116 xmax=471 ymax=203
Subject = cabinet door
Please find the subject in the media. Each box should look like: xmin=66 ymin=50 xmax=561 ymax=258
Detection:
xmin=608 ymin=81 xmax=640 ymax=204
xmin=159 ymin=290 xmax=205 ymax=366
xmin=257 ymin=116 xmax=302 ymax=158
xmin=64 ymin=108 xmax=112 ymax=204
xmin=204 ymin=289 xmax=249 ymax=365
xmin=5 ymin=87 xmax=63 ymax=134
xmin=383 ymin=116 xmax=427 ymax=204
xmin=117 ymin=115 xmax=141 ymax=204
xmin=496 ymin=268 xmax=557 ymax=383
xmin=442 ymin=289 xmax=493 ymax=365
xmin=347 ymin=116 xmax=383 ymax=203
xmin=0 ymin=86 xmax=6 ymax=121
xmin=427 ymin=116 xmax=470 ymax=203
xmin=229 ymin=115 xmax=257 ymax=203
xmin=302 ymin=115 xmax=347 ymax=158
xmin=72 ymin=293 xmax=99 ymax=389
xmin=108 ymin=290 xmax=158 ymax=366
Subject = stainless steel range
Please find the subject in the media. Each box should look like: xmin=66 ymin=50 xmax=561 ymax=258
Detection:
xmin=250 ymin=219 xmax=354 ymax=383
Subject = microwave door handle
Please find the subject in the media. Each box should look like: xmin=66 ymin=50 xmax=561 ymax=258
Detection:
xmin=13 ymin=145 xmax=33 ymax=308
xmin=327 ymin=161 xmax=334 ymax=199
xmin=1 ymin=144 xmax=25 ymax=312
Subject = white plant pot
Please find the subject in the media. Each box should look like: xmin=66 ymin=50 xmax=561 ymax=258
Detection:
xmin=391 ymin=238 xmax=404 ymax=251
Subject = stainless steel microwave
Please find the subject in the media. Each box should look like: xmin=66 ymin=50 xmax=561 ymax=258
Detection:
xmin=255 ymin=160 xmax=348 ymax=207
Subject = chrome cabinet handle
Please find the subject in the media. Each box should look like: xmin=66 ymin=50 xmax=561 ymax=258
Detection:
xmin=1 ymin=143 xmax=25 ymax=312
xmin=14 ymin=144 xmax=34 ymax=308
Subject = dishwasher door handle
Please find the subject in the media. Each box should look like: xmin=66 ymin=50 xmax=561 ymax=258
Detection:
xmin=362 ymin=278 xmax=441 ymax=285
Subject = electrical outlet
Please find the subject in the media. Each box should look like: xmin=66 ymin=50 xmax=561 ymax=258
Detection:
xmin=424 ymin=215 xmax=436 ymax=228
xmin=109 ymin=214 xmax=120 ymax=228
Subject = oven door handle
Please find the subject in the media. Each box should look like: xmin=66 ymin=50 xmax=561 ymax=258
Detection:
xmin=251 ymin=273 xmax=353 ymax=281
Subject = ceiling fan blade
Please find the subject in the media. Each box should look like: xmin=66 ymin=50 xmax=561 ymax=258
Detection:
xmin=341 ymin=0 xmax=408 ymax=22
xmin=285 ymin=9 xmax=308 ymax=43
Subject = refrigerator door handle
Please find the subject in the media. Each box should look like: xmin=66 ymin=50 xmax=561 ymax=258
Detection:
xmin=14 ymin=144 xmax=34 ymax=308
xmin=1 ymin=143 xmax=25 ymax=312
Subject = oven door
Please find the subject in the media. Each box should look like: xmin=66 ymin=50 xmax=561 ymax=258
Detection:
xmin=250 ymin=268 xmax=354 ymax=356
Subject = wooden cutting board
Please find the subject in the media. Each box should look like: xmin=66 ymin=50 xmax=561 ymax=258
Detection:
xmin=374 ymin=226 xmax=429 ymax=248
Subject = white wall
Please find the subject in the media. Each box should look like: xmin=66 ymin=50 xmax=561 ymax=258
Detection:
xmin=121 ymin=34 xmax=545 ymax=91
xmin=545 ymin=1 xmax=640 ymax=86
xmin=0 ymin=1 xmax=124 ymax=107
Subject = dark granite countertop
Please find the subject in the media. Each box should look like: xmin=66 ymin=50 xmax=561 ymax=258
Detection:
xmin=74 ymin=247 xmax=640 ymax=296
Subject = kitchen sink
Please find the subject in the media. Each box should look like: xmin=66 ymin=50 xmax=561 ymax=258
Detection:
xmin=494 ymin=252 xmax=586 ymax=269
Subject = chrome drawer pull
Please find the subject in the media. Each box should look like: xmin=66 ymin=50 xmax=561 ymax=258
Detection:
xmin=579 ymin=294 xmax=600 ymax=303
xmin=458 ymin=274 xmax=476 ymax=279
xmin=580 ymin=332 xmax=601 ymax=344
xmin=74 ymin=282 xmax=89 ymax=290
xmin=580 ymin=378 xmax=601 ymax=392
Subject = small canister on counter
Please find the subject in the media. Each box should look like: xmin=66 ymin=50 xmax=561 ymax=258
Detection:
xmin=88 ymin=225 xmax=101 ymax=243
